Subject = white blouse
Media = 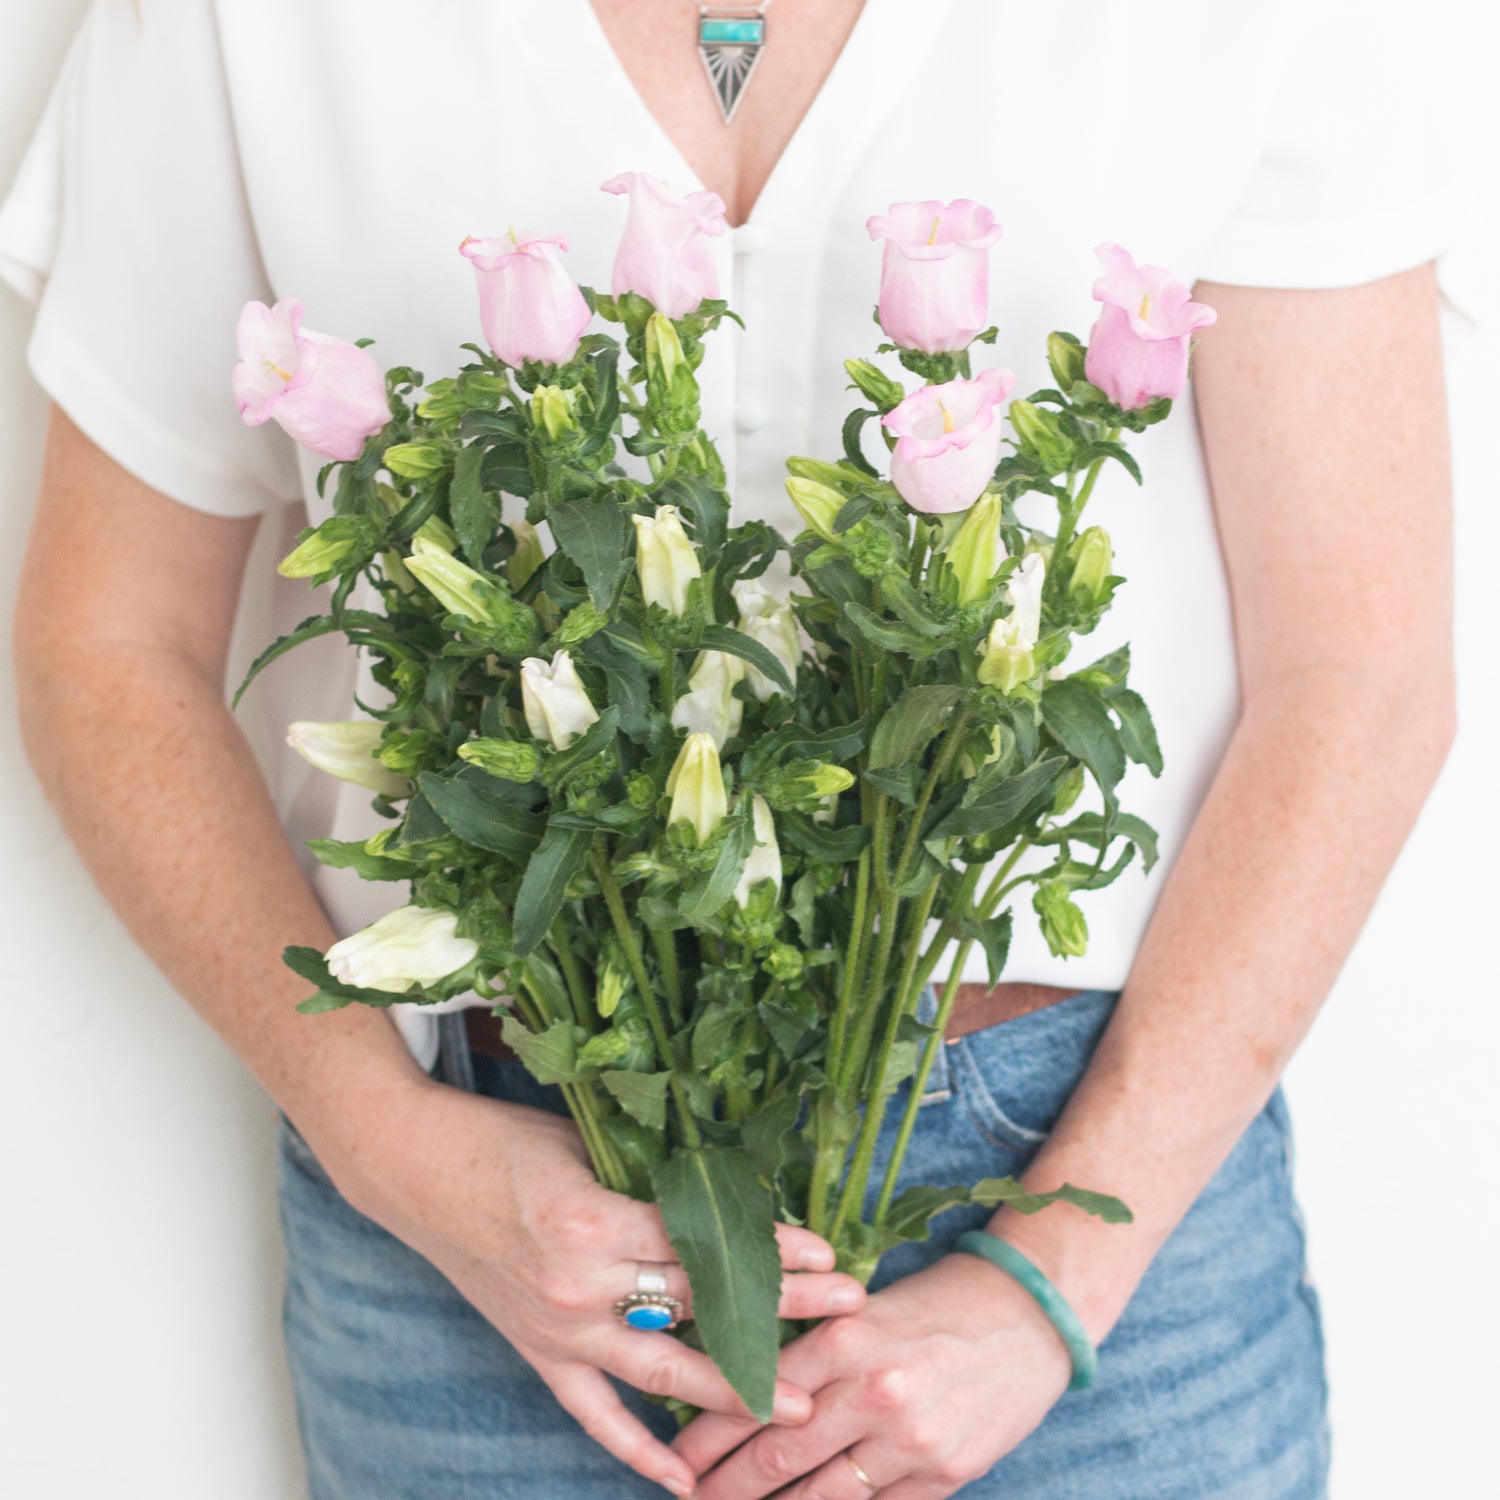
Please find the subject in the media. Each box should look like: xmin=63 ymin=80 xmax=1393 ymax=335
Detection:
xmin=0 ymin=0 xmax=1463 ymax=1067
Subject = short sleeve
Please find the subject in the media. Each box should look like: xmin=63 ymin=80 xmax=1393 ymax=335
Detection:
xmin=1195 ymin=0 xmax=1467 ymax=291
xmin=0 ymin=0 xmax=299 ymax=515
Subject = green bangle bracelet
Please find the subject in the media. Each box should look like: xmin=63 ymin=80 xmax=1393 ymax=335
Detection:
xmin=954 ymin=1230 xmax=1098 ymax=1391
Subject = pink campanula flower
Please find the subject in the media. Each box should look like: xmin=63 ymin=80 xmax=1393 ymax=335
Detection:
xmin=233 ymin=299 xmax=388 ymax=461
xmin=883 ymin=366 xmax=1017 ymax=514
xmin=601 ymin=172 xmax=727 ymax=319
xmin=866 ymin=199 xmax=1004 ymax=354
xmin=459 ymin=230 xmax=592 ymax=369
xmin=1084 ymin=244 xmax=1217 ymax=409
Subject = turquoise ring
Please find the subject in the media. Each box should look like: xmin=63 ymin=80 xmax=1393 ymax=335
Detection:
xmin=613 ymin=1264 xmax=685 ymax=1332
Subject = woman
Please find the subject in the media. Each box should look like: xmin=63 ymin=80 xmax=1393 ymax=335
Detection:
xmin=0 ymin=1 xmax=1457 ymax=1496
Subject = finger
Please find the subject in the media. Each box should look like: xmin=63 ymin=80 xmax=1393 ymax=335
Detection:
xmin=785 ymin=1444 xmax=893 ymax=1500
xmin=542 ymin=1361 xmax=697 ymax=1497
xmin=690 ymin=1378 xmax=868 ymax=1500
xmin=775 ymin=1220 xmax=838 ymax=1272
xmin=777 ymin=1270 xmax=866 ymax=1321
xmin=602 ymin=1326 xmax=814 ymax=1426
xmin=672 ymin=1408 xmax=764 ymax=1475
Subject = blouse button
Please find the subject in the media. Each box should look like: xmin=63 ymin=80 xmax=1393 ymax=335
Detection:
xmin=733 ymin=223 xmax=768 ymax=256
xmin=735 ymin=400 xmax=769 ymax=433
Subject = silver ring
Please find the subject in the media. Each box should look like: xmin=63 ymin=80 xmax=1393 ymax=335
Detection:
xmin=613 ymin=1262 xmax=685 ymax=1332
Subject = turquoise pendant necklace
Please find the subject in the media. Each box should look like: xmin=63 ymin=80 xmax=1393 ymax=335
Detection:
xmin=698 ymin=4 xmax=771 ymax=123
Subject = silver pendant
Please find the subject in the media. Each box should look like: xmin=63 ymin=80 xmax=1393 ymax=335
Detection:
xmin=698 ymin=7 xmax=767 ymax=124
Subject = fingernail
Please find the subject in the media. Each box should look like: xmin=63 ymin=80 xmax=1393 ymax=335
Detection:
xmin=661 ymin=1475 xmax=694 ymax=1497
xmin=797 ymin=1247 xmax=834 ymax=1271
xmin=773 ymin=1387 xmax=812 ymax=1423
xmin=828 ymin=1285 xmax=864 ymax=1313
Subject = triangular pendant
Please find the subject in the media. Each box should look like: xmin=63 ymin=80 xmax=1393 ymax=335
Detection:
xmin=698 ymin=9 xmax=767 ymax=124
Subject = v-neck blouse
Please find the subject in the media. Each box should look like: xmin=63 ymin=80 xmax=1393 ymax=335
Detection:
xmin=0 ymin=0 xmax=1463 ymax=1066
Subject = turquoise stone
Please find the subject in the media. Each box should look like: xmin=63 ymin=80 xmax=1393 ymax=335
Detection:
xmin=699 ymin=19 xmax=765 ymax=45
xmin=625 ymin=1305 xmax=674 ymax=1331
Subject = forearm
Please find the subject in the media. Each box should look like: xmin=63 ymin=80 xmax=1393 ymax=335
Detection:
xmin=989 ymin=669 xmax=1454 ymax=1340
xmin=16 ymin=639 xmax=429 ymax=1145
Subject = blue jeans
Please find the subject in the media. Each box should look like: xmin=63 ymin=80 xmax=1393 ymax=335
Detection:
xmin=279 ymin=991 xmax=1330 ymax=1497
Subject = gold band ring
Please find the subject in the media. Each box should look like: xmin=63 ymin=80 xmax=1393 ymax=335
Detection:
xmin=845 ymin=1452 xmax=877 ymax=1492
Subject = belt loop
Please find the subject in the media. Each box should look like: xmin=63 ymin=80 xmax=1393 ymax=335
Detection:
xmin=916 ymin=986 xmax=952 ymax=1105
xmin=435 ymin=1009 xmax=477 ymax=1093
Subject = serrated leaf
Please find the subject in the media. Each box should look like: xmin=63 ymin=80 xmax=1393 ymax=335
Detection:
xmin=500 ymin=1015 xmax=581 ymax=1085
xmin=1107 ymin=687 xmax=1163 ymax=777
xmin=741 ymin=1089 xmax=802 ymax=1181
xmin=1041 ymin=680 xmax=1127 ymax=791
xmin=541 ymin=705 xmax=620 ymax=788
xmin=305 ymin=838 xmax=415 ymax=881
xmin=959 ymin=909 xmax=1014 ymax=986
xmin=869 ymin=685 xmax=962 ymax=770
xmin=601 ymin=1069 xmax=671 ymax=1131
xmin=450 ymin=443 xmax=497 ymax=565
xmin=927 ymin=756 xmax=1067 ymax=839
xmin=779 ymin=813 xmax=871 ymax=864
xmin=681 ymin=813 xmax=758 ymax=923
xmin=699 ymin=624 xmax=794 ymax=695
xmin=844 ymin=601 xmax=943 ymax=660
xmin=418 ymin=767 xmax=545 ymax=863
xmin=651 ymin=1147 xmax=781 ymax=1422
xmin=549 ymin=494 xmax=631 ymax=611
xmin=512 ymin=823 xmax=593 ymax=956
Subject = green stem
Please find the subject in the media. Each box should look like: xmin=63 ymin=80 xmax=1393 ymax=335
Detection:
xmin=550 ymin=917 xmax=592 ymax=1032
xmin=650 ymin=924 xmax=684 ymax=1029
xmin=871 ymin=937 xmax=979 ymax=1225
xmin=829 ymin=848 xmax=872 ymax=1069
xmin=591 ymin=841 xmax=702 ymax=1150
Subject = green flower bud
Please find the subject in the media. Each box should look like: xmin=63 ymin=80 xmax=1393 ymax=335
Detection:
xmin=785 ymin=476 xmax=845 ymax=544
xmin=763 ymin=759 xmax=855 ymax=809
xmin=1066 ymin=526 xmax=1114 ymax=609
xmin=627 ymin=772 xmax=657 ymax=811
xmin=1034 ymin=880 xmax=1089 ymax=958
xmin=596 ymin=950 xmax=628 ymax=1019
xmin=976 ymin=618 xmax=1036 ymax=695
xmin=277 ymin=516 xmax=378 ymax=582
xmin=286 ymin=720 xmax=411 ymax=798
xmin=555 ymin=600 xmax=607 ymax=647
xmin=645 ymin=312 xmax=700 ymax=431
xmin=844 ymin=357 xmax=906 ymax=412
xmin=1009 ymin=398 xmax=1073 ymax=474
xmin=1046 ymin=331 xmax=1088 ymax=392
xmin=457 ymin=738 xmax=541 ymax=783
xmin=404 ymin=536 xmax=498 ymax=621
xmin=376 ymin=727 xmax=437 ymax=778
xmin=666 ymin=732 xmax=727 ymax=844
xmin=507 ymin=521 xmax=545 ymax=590
xmin=847 ymin=524 xmax=896 ymax=578
xmin=943 ymin=490 xmax=1005 ymax=605
xmin=785 ymin=456 xmax=866 ymax=491
xmin=382 ymin=442 xmax=449 ymax=481
xmin=1051 ymin=764 xmax=1085 ymax=817
xmin=764 ymin=944 xmax=804 ymax=983
xmin=414 ymin=514 xmax=460 ymax=554
xmin=530 ymin=384 xmax=579 ymax=441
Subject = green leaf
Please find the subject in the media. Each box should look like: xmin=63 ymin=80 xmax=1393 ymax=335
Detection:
xmin=844 ymin=601 xmax=943 ymax=660
xmin=418 ymin=767 xmax=545 ymax=863
xmin=757 ymin=998 xmax=821 ymax=1061
xmin=1037 ymin=811 xmax=1159 ymax=875
xmin=651 ymin=1147 xmax=782 ymax=1421
xmin=833 ymin=494 xmax=877 ymax=534
xmin=513 ymin=824 xmax=593 ymax=957
xmin=699 ymin=624 xmax=794 ymax=696
xmin=479 ymin=437 xmax=535 ymax=498
xmin=681 ymin=814 xmax=758 ymax=923
xmin=295 ymin=991 xmax=356 ymax=1015
xmin=1107 ymin=688 xmax=1163 ymax=777
xmin=601 ymin=1069 xmax=671 ymax=1131
xmin=959 ymin=910 xmax=1014 ymax=987
xmin=500 ymin=1015 xmax=581 ymax=1086
xmin=305 ymin=837 xmax=415 ymax=881
xmin=691 ymin=1002 xmax=744 ymax=1072
xmin=541 ymin=705 xmax=621 ymax=788
xmin=1041 ymin=680 xmax=1127 ymax=791
xmin=882 ymin=1175 xmax=1132 ymax=1245
xmin=741 ymin=1089 xmax=802 ymax=1181
xmin=661 ymin=474 xmax=730 ymax=559
xmin=549 ymin=494 xmax=631 ymax=611
xmin=779 ymin=813 xmax=871 ymax=864
xmin=869 ymin=685 xmax=962 ymax=770
xmin=864 ymin=764 xmax=924 ymax=806
xmin=841 ymin=408 xmax=880 ymax=476
xmin=450 ymin=443 xmax=497 ymax=565
xmin=928 ymin=755 xmax=1067 ymax=839
xmin=283 ymin=945 xmax=402 ymax=1010
xmin=231 ymin=613 xmax=340 ymax=709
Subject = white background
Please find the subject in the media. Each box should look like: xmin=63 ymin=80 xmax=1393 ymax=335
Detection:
xmin=2 ymin=4 xmax=1496 ymax=1496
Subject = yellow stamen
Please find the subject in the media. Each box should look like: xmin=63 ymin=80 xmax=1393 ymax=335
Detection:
xmin=507 ymin=225 xmax=520 ymax=246
xmin=927 ymin=216 xmax=942 ymax=246
xmin=938 ymin=398 xmax=955 ymax=434
xmin=1138 ymin=293 xmax=1151 ymax=321
xmin=264 ymin=357 xmax=294 ymax=383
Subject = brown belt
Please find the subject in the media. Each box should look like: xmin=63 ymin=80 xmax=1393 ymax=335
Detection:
xmin=464 ymin=981 xmax=1078 ymax=1060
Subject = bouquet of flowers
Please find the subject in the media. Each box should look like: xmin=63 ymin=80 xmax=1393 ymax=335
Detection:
xmin=232 ymin=177 xmax=1212 ymax=1420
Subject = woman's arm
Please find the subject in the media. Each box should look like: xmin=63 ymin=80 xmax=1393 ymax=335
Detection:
xmin=674 ymin=262 xmax=1456 ymax=1498
xmin=13 ymin=410 xmax=865 ymax=1497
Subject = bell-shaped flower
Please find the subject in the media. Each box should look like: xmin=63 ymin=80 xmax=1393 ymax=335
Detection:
xmin=1084 ymin=244 xmax=1216 ymax=410
xmin=233 ymin=299 xmax=389 ymax=461
xmin=943 ymin=490 xmax=1006 ymax=605
xmin=866 ymin=199 xmax=1004 ymax=354
xmin=785 ymin=477 xmax=846 ymax=542
xmin=1067 ymin=527 xmax=1114 ymax=608
xmin=520 ymin=649 xmax=599 ymax=749
xmin=666 ymin=731 xmax=728 ymax=844
xmin=286 ymin=720 xmax=410 ymax=798
xmin=976 ymin=617 xmax=1035 ymax=695
xmin=601 ymin=172 xmax=727 ymax=319
xmin=507 ymin=521 xmax=545 ymax=590
xmin=405 ymin=535 xmax=495 ymax=623
xmin=883 ymin=366 xmax=1016 ymax=514
xmin=632 ymin=504 xmax=701 ymax=615
xmin=734 ymin=797 xmax=783 ymax=909
xmin=671 ymin=649 xmax=745 ymax=749
xmin=325 ymin=905 xmax=478 ymax=994
xmin=460 ymin=230 xmax=592 ymax=369
xmin=732 ymin=580 xmax=801 ymax=701
xmin=1034 ymin=881 xmax=1089 ymax=959
xmin=1006 ymin=552 xmax=1046 ymax=646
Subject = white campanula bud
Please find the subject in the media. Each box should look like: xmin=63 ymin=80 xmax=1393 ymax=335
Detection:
xmin=733 ymin=796 xmax=783 ymax=909
xmin=671 ymin=649 xmax=745 ymax=749
xmin=286 ymin=720 xmax=411 ymax=798
xmin=632 ymin=504 xmax=702 ymax=616
xmin=519 ymin=649 xmax=599 ymax=749
xmin=324 ymin=905 xmax=478 ymax=994
xmin=666 ymin=731 xmax=728 ymax=844
xmin=732 ymin=579 xmax=801 ymax=701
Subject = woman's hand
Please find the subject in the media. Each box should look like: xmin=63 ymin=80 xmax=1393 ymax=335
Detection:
xmin=301 ymin=1073 xmax=868 ymax=1497
xmin=673 ymin=1252 xmax=1070 ymax=1498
